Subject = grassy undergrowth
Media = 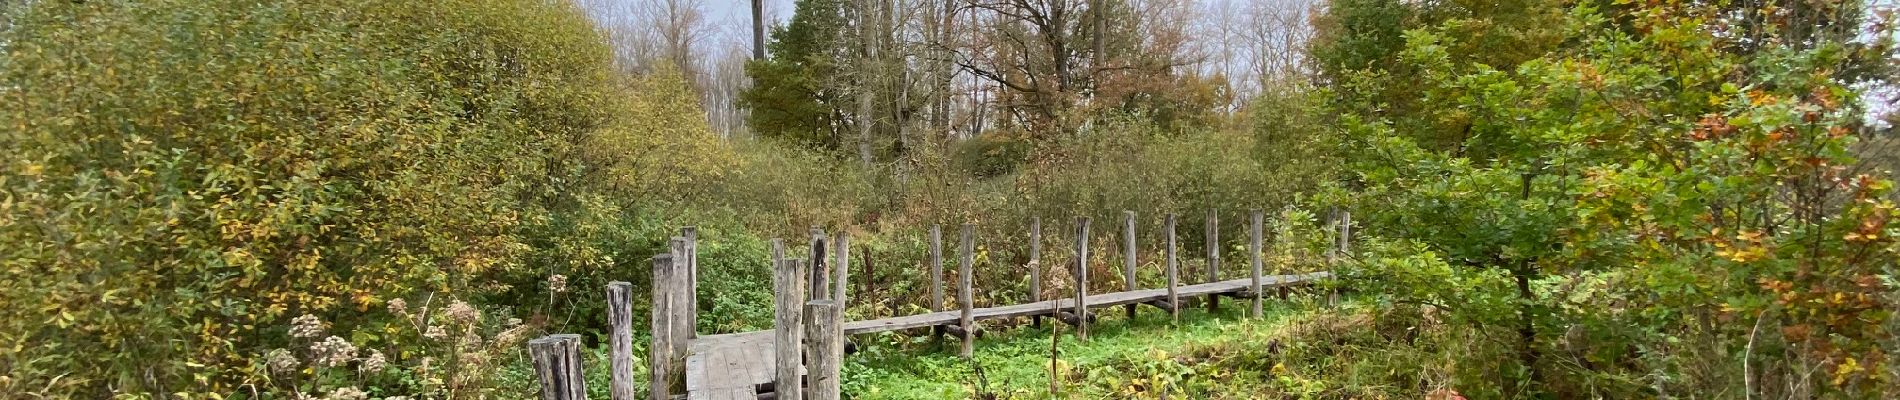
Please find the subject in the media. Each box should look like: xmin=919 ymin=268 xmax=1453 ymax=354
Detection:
xmin=844 ymin=295 xmax=1334 ymax=399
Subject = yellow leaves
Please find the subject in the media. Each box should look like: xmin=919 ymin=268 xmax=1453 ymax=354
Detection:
xmin=351 ymin=290 xmax=377 ymax=312
xmin=1746 ymin=89 xmax=1777 ymax=106
xmin=1832 ymin=357 xmax=1863 ymax=386
xmin=1713 ymin=229 xmax=1770 ymax=263
xmin=1843 ymin=232 xmax=1879 ymax=242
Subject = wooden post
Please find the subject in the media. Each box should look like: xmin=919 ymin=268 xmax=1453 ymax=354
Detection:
xmin=667 ymin=238 xmax=690 ymax=358
xmin=681 ymin=226 xmax=698 ymax=339
xmin=1339 ymin=210 xmax=1352 ymax=256
xmin=1250 ymin=209 xmax=1264 ymax=318
xmin=1029 ymin=217 xmax=1043 ymax=328
xmin=606 ymin=282 xmax=636 ymax=400
xmin=1165 ymin=214 xmax=1180 ymax=324
xmin=772 ymin=258 xmax=806 ymax=400
xmin=958 ymin=223 xmax=976 ymax=357
xmin=1334 ymin=210 xmax=1350 ymax=305
xmin=929 ymin=225 xmax=944 ymax=341
xmin=1205 ymin=210 xmax=1220 ymax=312
xmin=530 ymin=334 xmax=588 ymax=400
xmin=772 ymin=238 xmax=786 ymax=264
xmin=1075 ymin=217 xmax=1090 ymax=341
xmin=809 ymin=229 xmax=828 ymax=299
xmin=805 ymin=299 xmax=844 ymax=400
xmin=1122 ymin=211 xmax=1138 ymax=320
xmin=1326 ymin=208 xmax=1339 ymax=266
xmin=835 ymin=231 xmax=850 ymax=308
xmin=647 ymin=255 xmax=681 ymax=400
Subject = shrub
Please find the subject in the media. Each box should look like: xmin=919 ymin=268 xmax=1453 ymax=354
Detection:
xmin=0 ymin=0 xmax=631 ymax=395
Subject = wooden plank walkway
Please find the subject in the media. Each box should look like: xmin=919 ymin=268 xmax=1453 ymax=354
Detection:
xmin=682 ymin=272 xmax=1328 ymax=399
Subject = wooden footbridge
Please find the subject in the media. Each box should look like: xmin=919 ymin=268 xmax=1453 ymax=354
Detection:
xmin=524 ymin=210 xmax=1348 ymax=400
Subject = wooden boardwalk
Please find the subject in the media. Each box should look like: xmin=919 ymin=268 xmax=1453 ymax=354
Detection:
xmin=683 ymin=272 xmax=1328 ymax=399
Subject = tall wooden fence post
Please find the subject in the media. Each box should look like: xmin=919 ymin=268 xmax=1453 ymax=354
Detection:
xmin=1333 ymin=210 xmax=1351 ymax=305
xmin=836 ymin=231 xmax=850 ymax=309
xmin=1029 ymin=217 xmax=1043 ymax=328
xmin=681 ymin=226 xmax=698 ymax=339
xmin=959 ymin=223 xmax=976 ymax=358
xmin=1075 ymin=217 xmax=1091 ymax=341
xmin=1205 ymin=210 xmax=1220 ymax=313
xmin=1165 ymin=214 xmax=1180 ymax=324
xmin=773 ymin=258 xmax=806 ymax=400
xmin=1249 ymin=209 xmax=1264 ymax=318
xmin=805 ymin=299 xmax=843 ymax=400
xmin=1122 ymin=211 xmax=1138 ymax=320
xmin=810 ymin=229 xmax=829 ymax=299
xmin=606 ymin=282 xmax=635 ymax=400
xmin=929 ymin=225 xmax=944 ymax=342
xmin=667 ymin=238 xmax=690 ymax=359
xmin=530 ymin=334 xmax=588 ymax=400
xmin=647 ymin=254 xmax=680 ymax=400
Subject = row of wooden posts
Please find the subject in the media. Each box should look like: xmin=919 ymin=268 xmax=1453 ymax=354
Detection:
xmin=527 ymin=227 xmax=704 ymax=400
xmin=525 ymin=210 xmax=1352 ymax=400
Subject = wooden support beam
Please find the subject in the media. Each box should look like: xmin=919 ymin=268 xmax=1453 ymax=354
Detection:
xmin=772 ymin=258 xmax=806 ymax=400
xmin=1122 ymin=211 xmax=1137 ymax=321
xmin=942 ymin=323 xmax=984 ymax=339
xmin=1206 ymin=210 xmax=1220 ymax=313
xmin=1143 ymin=299 xmax=1176 ymax=312
xmin=647 ymin=255 xmax=680 ymax=400
xmin=958 ymin=223 xmax=976 ymax=358
xmin=607 ymin=282 xmax=636 ymax=400
xmin=1028 ymin=217 xmax=1042 ymax=328
xmin=804 ymin=299 xmax=842 ymax=400
xmin=1165 ymin=214 xmax=1180 ymax=324
xmin=929 ymin=225 xmax=944 ymax=341
xmin=1250 ymin=209 xmax=1264 ymax=318
xmin=530 ymin=334 xmax=588 ymax=400
xmin=1074 ymin=217 xmax=1091 ymax=341
xmin=1052 ymin=311 xmax=1099 ymax=327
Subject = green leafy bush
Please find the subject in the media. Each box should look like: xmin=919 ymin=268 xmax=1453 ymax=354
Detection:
xmin=1319 ymin=0 xmax=1899 ymax=397
xmin=0 ymin=0 xmax=667 ymax=396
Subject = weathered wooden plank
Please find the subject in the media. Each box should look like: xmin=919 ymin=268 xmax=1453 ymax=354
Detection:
xmin=829 ymin=274 xmax=1328 ymax=335
xmin=771 ymin=258 xmax=804 ymax=400
xmin=607 ymin=282 xmax=636 ymax=400
xmin=531 ymin=334 xmax=588 ymax=400
xmin=958 ymin=223 xmax=976 ymax=358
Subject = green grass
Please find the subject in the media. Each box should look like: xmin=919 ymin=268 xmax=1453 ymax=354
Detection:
xmin=843 ymin=297 xmax=1327 ymax=399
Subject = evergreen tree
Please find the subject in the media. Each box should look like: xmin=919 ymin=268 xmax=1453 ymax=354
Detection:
xmin=741 ymin=0 xmax=853 ymax=152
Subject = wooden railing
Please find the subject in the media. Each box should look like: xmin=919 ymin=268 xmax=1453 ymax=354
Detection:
xmin=525 ymin=209 xmax=1352 ymax=400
